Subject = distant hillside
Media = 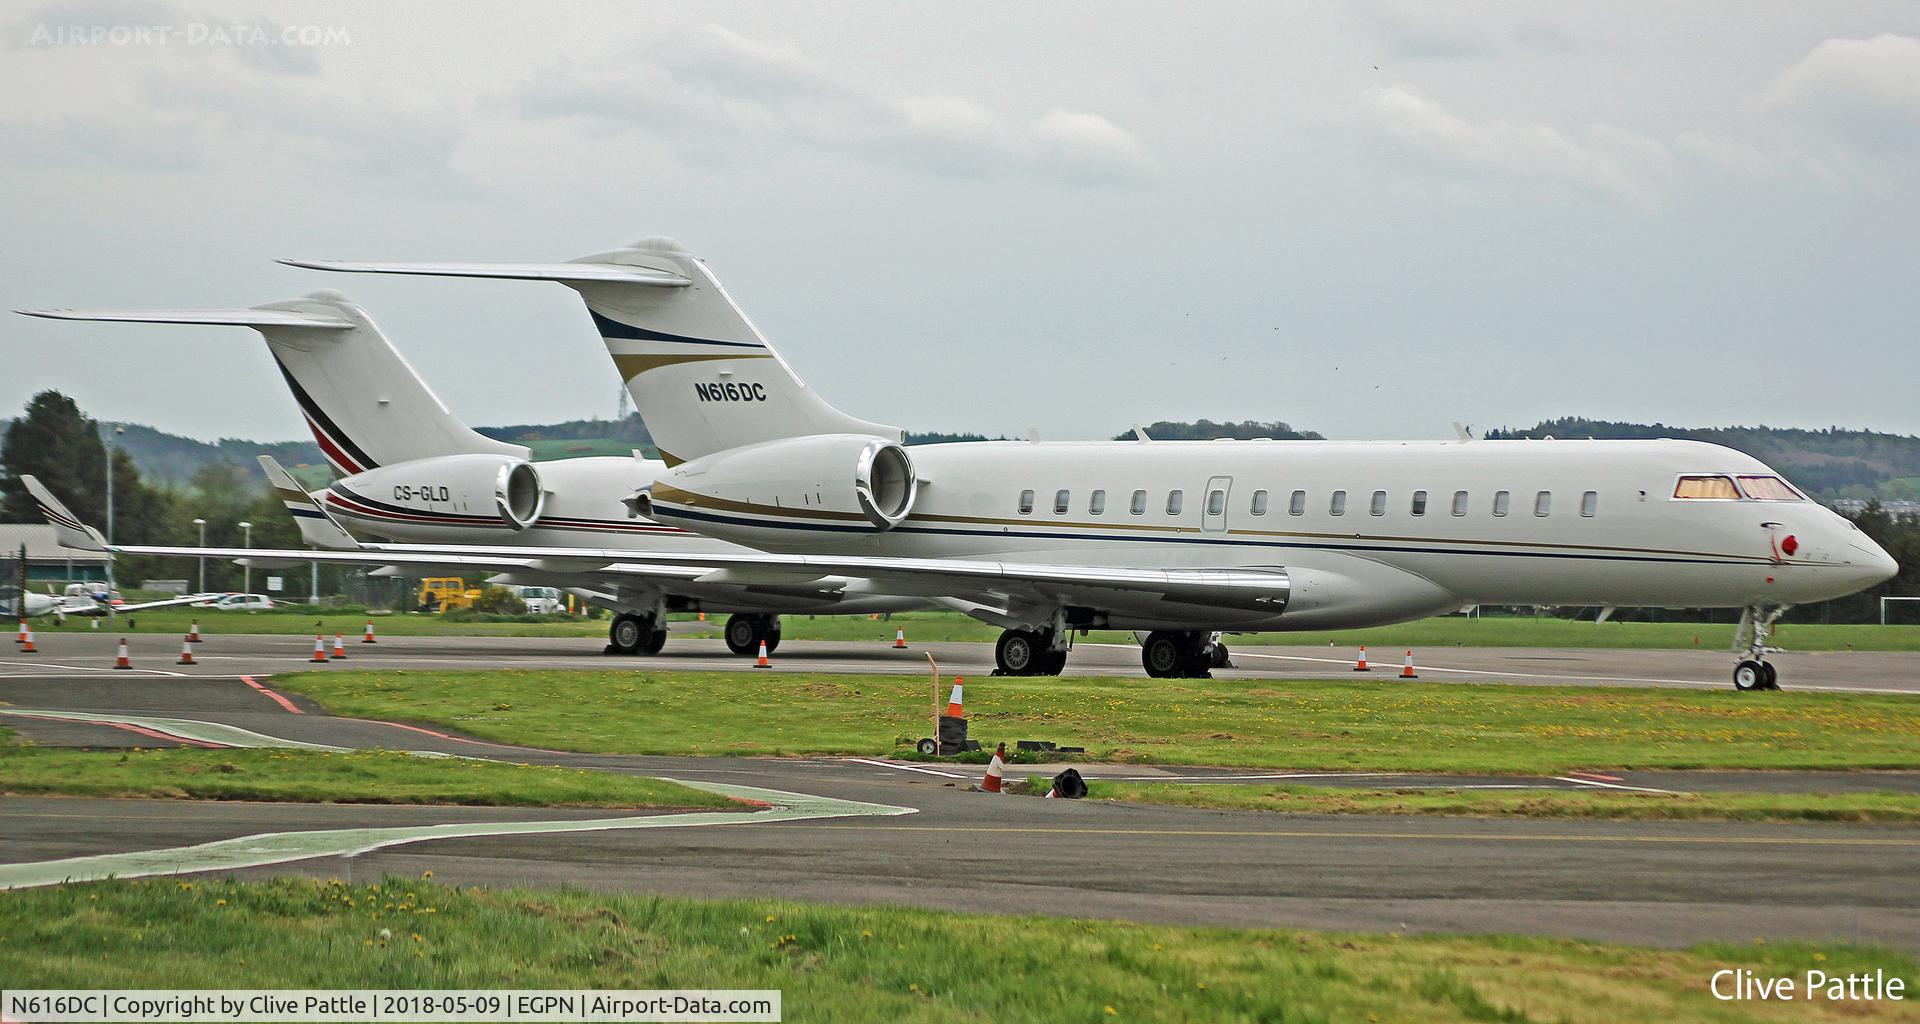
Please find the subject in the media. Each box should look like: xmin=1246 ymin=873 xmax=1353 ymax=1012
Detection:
xmin=1487 ymin=419 xmax=1920 ymax=501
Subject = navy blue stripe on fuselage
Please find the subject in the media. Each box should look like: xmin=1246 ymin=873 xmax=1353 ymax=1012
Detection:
xmin=272 ymin=356 xmax=379 ymax=471
xmin=590 ymin=310 xmax=767 ymax=349
xmin=286 ymin=507 xmax=328 ymax=520
xmin=649 ymin=502 xmax=1775 ymax=568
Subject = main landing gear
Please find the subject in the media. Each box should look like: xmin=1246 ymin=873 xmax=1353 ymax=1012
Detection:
xmin=1141 ymin=631 xmax=1227 ymax=679
xmin=994 ymin=628 xmax=1069 ymax=676
xmin=606 ymin=612 xmax=666 ymax=656
xmin=724 ymin=614 xmax=782 ymax=657
xmin=1732 ymin=605 xmax=1787 ymax=692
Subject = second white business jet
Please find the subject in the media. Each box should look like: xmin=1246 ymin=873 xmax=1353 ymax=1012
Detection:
xmin=279 ymin=237 xmax=1898 ymax=688
xmin=17 ymin=294 xmax=926 ymax=656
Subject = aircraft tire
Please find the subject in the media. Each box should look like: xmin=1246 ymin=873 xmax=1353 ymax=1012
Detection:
xmin=1141 ymin=631 xmax=1183 ymax=678
xmin=1733 ymin=659 xmax=1766 ymax=691
xmin=609 ymin=614 xmax=644 ymax=656
xmin=996 ymin=629 xmax=1042 ymax=676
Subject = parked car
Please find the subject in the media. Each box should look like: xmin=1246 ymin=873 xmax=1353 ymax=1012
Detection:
xmin=194 ymin=593 xmax=276 ymax=611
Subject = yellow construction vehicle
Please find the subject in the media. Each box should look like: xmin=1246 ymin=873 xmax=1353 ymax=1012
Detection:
xmin=416 ymin=577 xmax=482 ymax=613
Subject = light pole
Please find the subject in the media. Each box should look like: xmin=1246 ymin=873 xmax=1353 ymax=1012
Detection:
xmin=238 ymin=521 xmax=252 ymax=595
xmin=105 ymin=424 xmax=123 ymax=590
xmin=192 ymin=518 xmax=206 ymax=593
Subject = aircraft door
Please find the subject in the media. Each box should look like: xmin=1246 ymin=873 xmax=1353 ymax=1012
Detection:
xmin=1203 ymin=475 xmax=1233 ymax=533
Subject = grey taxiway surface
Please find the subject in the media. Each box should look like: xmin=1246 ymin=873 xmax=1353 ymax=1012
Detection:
xmin=2 ymin=633 xmax=1917 ymax=951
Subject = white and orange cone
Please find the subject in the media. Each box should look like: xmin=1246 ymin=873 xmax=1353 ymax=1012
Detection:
xmin=361 ymin=620 xmax=377 ymax=644
xmin=1353 ymin=645 xmax=1370 ymax=672
xmin=1400 ymin=649 xmax=1418 ymax=679
xmin=980 ymin=742 xmax=1006 ymax=794
xmin=333 ymin=633 xmax=347 ymax=659
xmin=310 ymin=634 xmax=329 ymax=663
xmin=187 ymin=620 xmax=202 ymax=643
xmin=753 ymin=639 xmax=772 ymax=668
xmin=19 ymin=627 xmax=36 ymax=654
xmin=113 ymin=637 xmax=132 ymax=670
xmin=893 ymin=626 xmax=908 ymax=650
xmin=15 ymin=619 xmax=26 ymax=644
xmin=944 ymin=679 xmax=965 ymax=718
xmin=177 ymin=636 xmax=195 ymax=665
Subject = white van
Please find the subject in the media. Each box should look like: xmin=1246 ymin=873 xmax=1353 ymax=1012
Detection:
xmin=509 ymin=586 xmax=564 ymax=615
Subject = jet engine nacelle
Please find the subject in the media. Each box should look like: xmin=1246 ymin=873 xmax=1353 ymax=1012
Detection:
xmin=643 ymin=434 xmax=917 ymax=532
xmin=334 ymin=454 xmax=546 ymax=532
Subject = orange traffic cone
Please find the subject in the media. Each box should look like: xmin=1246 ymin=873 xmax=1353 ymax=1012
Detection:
xmin=310 ymin=634 xmax=329 ymax=663
xmin=893 ymin=626 xmax=908 ymax=649
xmin=1353 ymin=645 xmax=1370 ymax=672
xmin=187 ymin=620 xmax=201 ymax=643
xmin=698 ymin=612 xmax=706 ymax=621
xmin=19 ymin=627 xmax=36 ymax=654
xmin=177 ymin=636 xmax=195 ymax=665
xmin=753 ymin=639 xmax=772 ymax=668
xmin=333 ymin=633 xmax=347 ymax=660
xmin=945 ymin=679 xmax=965 ymax=718
xmin=981 ymin=742 xmax=1006 ymax=793
xmin=1400 ymin=649 xmax=1418 ymax=679
xmin=15 ymin=619 xmax=26 ymax=644
xmin=113 ymin=637 xmax=132 ymax=670
xmin=362 ymin=620 xmax=377 ymax=644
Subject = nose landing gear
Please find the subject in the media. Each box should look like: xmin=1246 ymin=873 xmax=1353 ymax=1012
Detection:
xmin=1732 ymin=605 xmax=1788 ymax=691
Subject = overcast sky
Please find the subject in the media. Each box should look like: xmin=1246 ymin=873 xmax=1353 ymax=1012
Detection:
xmin=3 ymin=1 xmax=1918 ymax=444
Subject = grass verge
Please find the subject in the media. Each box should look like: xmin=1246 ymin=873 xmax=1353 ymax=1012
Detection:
xmin=273 ymin=670 xmax=1920 ymax=772
xmin=0 ymin=735 xmax=733 ymax=810
xmin=1076 ymin=781 xmax=1920 ymax=823
xmin=1 ymin=877 xmax=1911 ymax=1023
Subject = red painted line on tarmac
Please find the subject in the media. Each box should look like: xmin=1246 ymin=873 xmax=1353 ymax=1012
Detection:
xmin=240 ymin=675 xmax=304 ymax=715
xmin=1567 ymin=771 xmax=1625 ymax=783
xmin=6 ymin=711 xmax=227 ymax=749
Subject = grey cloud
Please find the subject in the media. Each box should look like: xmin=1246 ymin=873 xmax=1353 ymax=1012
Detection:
xmin=1357 ymin=2 xmax=1579 ymax=60
xmin=1365 ymin=85 xmax=1673 ymax=205
xmin=512 ymin=23 xmax=1148 ymax=186
xmin=1755 ymin=33 xmax=1920 ymax=155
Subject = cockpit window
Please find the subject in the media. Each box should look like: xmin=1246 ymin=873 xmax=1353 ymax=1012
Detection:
xmin=1673 ymin=475 xmax=1739 ymax=500
xmin=1736 ymin=475 xmax=1806 ymax=501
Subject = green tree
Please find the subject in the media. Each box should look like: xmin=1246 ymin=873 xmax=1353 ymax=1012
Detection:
xmin=1 ymin=391 xmax=106 ymax=524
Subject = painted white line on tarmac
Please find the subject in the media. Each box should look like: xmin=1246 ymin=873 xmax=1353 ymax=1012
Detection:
xmin=1551 ymin=775 xmax=1684 ymax=795
xmin=844 ymin=758 xmax=967 ymax=778
xmin=0 ymin=780 xmax=915 ymax=890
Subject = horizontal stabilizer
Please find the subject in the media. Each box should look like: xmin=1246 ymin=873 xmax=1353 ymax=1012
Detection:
xmin=278 ymin=259 xmax=691 ymax=287
xmin=16 ymin=308 xmax=354 ymax=329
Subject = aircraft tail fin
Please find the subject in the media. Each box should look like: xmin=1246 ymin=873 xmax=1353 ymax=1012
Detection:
xmin=258 ymin=455 xmax=359 ymax=549
xmin=281 ymin=238 xmax=901 ymax=465
xmin=17 ymin=297 xmax=528 ymax=474
xmin=20 ymin=475 xmax=107 ymax=551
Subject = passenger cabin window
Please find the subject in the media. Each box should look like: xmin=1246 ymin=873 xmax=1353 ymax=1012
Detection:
xmin=1534 ymin=491 xmax=1552 ymax=517
xmin=1493 ymin=490 xmax=1510 ymax=517
xmin=1370 ymin=490 xmax=1387 ymax=516
xmin=1289 ymin=490 xmax=1306 ymax=515
xmin=1054 ymin=489 xmax=1070 ymax=515
xmin=1673 ymin=475 xmax=1739 ymax=500
xmin=1206 ymin=489 xmax=1226 ymax=516
xmin=1250 ymin=489 xmax=1269 ymax=515
xmin=1451 ymin=490 xmax=1468 ymax=516
xmin=1167 ymin=490 xmax=1185 ymax=515
xmin=1581 ymin=491 xmax=1598 ymax=517
xmin=1090 ymin=489 xmax=1106 ymax=515
xmin=1330 ymin=490 xmax=1347 ymax=516
xmin=1018 ymin=489 xmax=1035 ymax=515
xmin=1737 ymin=475 xmax=1806 ymax=501
xmin=1130 ymin=489 xmax=1147 ymax=515
xmin=1411 ymin=490 xmax=1428 ymax=516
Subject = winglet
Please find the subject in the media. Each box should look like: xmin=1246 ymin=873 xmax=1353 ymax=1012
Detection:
xmin=258 ymin=456 xmax=359 ymax=550
xmin=21 ymin=476 xmax=107 ymax=551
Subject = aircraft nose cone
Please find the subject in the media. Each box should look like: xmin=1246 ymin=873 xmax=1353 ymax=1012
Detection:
xmin=1856 ymin=539 xmax=1900 ymax=586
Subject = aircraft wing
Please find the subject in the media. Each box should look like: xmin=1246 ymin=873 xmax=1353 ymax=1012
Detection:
xmin=353 ymin=543 xmax=1291 ymax=614
xmin=112 ymin=593 xmax=231 ymax=613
